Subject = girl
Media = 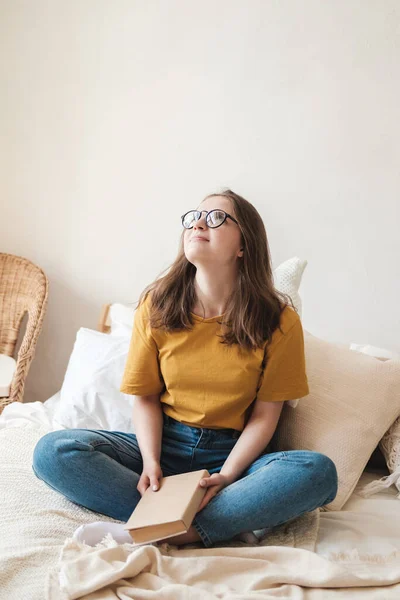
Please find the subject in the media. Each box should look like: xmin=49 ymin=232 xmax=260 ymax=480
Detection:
xmin=32 ymin=189 xmax=337 ymax=548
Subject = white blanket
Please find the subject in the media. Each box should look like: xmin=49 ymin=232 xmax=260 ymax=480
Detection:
xmin=2 ymin=400 xmax=400 ymax=599
xmin=47 ymin=535 xmax=400 ymax=599
xmin=0 ymin=403 xmax=318 ymax=600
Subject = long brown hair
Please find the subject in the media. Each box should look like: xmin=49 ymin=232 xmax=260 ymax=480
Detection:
xmin=137 ymin=189 xmax=296 ymax=352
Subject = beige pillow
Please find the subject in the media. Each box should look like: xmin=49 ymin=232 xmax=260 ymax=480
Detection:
xmin=271 ymin=330 xmax=400 ymax=511
xmin=346 ymin=345 xmax=400 ymax=500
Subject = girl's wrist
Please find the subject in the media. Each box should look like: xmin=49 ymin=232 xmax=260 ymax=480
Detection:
xmin=219 ymin=468 xmax=237 ymax=484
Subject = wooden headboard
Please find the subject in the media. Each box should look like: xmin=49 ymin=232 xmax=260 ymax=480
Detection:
xmin=98 ymin=304 xmax=112 ymax=334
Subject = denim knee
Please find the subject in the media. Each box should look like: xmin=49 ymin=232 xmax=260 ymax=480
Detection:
xmin=32 ymin=430 xmax=67 ymax=480
xmin=312 ymin=452 xmax=338 ymax=503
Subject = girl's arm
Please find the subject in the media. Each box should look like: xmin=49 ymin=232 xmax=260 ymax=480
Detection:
xmin=133 ymin=394 xmax=163 ymax=466
xmin=220 ymin=399 xmax=284 ymax=482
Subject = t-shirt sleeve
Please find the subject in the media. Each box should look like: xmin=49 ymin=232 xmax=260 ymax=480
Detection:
xmin=119 ymin=296 xmax=165 ymax=396
xmin=256 ymin=317 xmax=310 ymax=403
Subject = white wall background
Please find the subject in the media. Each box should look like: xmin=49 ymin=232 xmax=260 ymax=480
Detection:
xmin=0 ymin=1 xmax=399 ymax=404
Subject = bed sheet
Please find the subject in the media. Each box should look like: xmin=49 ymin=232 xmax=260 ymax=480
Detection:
xmin=1 ymin=397 xmax=399 ymax=568
xmin=316 ymin=469 xmax=400 ymax=562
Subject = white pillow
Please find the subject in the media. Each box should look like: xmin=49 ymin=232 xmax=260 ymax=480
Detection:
xmin=349 ymin=342 xmax=400 ymax=499
xmin=0 ymin=354 xmax=17 ymax=397
xmin=54 ymin=328 xmax=135 ymax=432
xmin=108 ymin=303 xmax=136 ymax=337
xmin=272 ymin=256 xmax=307 ymax=319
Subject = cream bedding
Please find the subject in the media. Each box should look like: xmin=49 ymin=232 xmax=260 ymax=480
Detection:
xmin=317 ymin=470 xmax=400 ymax=561
xmin=47 ymin=539 xmax=400 ymax=600
xmin=47 ymin=476 xmax=400 ymax=599
xmin=1 ymin=405 xmax=400 ymax=599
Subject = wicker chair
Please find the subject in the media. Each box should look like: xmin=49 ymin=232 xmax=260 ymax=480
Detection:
xmin=0 ymin=253 xmax=49 ymax=414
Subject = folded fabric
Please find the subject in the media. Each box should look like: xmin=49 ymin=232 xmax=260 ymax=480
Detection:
xmin=47 ymin=529 xmax=400 ymax=599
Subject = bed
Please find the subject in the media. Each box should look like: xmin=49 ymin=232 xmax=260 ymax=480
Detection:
xmin=1 ymin=397 xmax=400 ymax=599
xmin=1 ymin=292 xmax=400 ymax=598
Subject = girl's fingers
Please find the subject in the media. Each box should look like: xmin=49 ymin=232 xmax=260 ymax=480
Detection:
xmin=200 ymin=474 xmax=222 ymax=488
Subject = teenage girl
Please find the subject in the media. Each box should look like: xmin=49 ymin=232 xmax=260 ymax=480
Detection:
xmin=32 ymin=189 xmax=337 ymax=548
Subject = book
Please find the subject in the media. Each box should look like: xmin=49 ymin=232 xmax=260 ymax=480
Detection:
xmin=123 ymin=469 xmax=210 ymax=544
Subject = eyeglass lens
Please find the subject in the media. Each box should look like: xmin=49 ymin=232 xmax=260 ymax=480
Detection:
xmin=182 ymin=210 xmax=226 ymax=228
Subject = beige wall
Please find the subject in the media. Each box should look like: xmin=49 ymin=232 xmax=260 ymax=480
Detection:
xmin=1 ymin=1 xmax=399 ymax=403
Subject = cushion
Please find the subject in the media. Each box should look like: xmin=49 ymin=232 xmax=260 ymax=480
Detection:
xmin=270 ymin=330 xmax=400 ymax=511
xmin=53 ymin=328 xmax=135 ymax=432
xmin=349 ymin=343 xmax=400 ymax=499
xmin=272 ymin=256 xmax=307 ymax=319
xmin=108 ymin=303 xmax=136 ymax=337
xmin=0 ymin=354 xmax=17 ymax=398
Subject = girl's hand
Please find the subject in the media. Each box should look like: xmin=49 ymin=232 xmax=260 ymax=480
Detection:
xmin=196 ymin=473 xmax=234 ymax=512
xmin=137 ymin=461 xmax=163 ymax=496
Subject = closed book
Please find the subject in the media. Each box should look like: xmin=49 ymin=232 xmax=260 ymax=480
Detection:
xmin=124 ymin=469 xmax=209 ymax=544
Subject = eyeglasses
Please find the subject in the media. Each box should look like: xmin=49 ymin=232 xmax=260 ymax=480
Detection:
xmin=181 ymin=209 xmax=239 ymax=229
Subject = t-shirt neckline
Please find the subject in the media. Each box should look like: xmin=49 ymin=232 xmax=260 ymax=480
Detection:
xmin=190 ymin=312 xmax=225 ymax=323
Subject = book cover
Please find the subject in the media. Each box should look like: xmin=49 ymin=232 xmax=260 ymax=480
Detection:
xmin=124 ymin=469 xmax=210 ymax=544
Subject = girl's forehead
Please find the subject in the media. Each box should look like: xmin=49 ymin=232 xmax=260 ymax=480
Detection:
xmin=197 ymin=197 xmax=232 ymax=211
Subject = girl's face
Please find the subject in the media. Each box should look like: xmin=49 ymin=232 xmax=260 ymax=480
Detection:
xmin=183 ymin=196 xmax=243 ymax=269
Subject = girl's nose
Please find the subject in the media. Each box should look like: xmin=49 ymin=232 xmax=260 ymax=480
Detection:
xmin=193 ymin=211 xmax=208 ymax=229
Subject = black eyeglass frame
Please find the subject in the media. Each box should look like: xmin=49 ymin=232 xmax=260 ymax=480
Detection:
xmin=181 ymin=209 xmax=239 ymax=229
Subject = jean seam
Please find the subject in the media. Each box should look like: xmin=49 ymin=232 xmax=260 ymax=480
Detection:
xmin=112 ymin=447 xmax=142 ymax=462
xmin=192 ymin=517 xmax=212 ymax=547
xmin=189 ymin=429 xmax=203 ymax=471
xmin=74 ymin=438 xmax=142 ymax=465
xmin=74 ymin=439 xmax=113 ymax=450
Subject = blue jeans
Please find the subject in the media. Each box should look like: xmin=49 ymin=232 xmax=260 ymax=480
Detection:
xmin=32 ymin=412 xmax=338 ymax=548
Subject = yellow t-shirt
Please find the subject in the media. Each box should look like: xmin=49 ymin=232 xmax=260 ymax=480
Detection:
xmin=120 ymin=294 xmax=309 ymax=432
